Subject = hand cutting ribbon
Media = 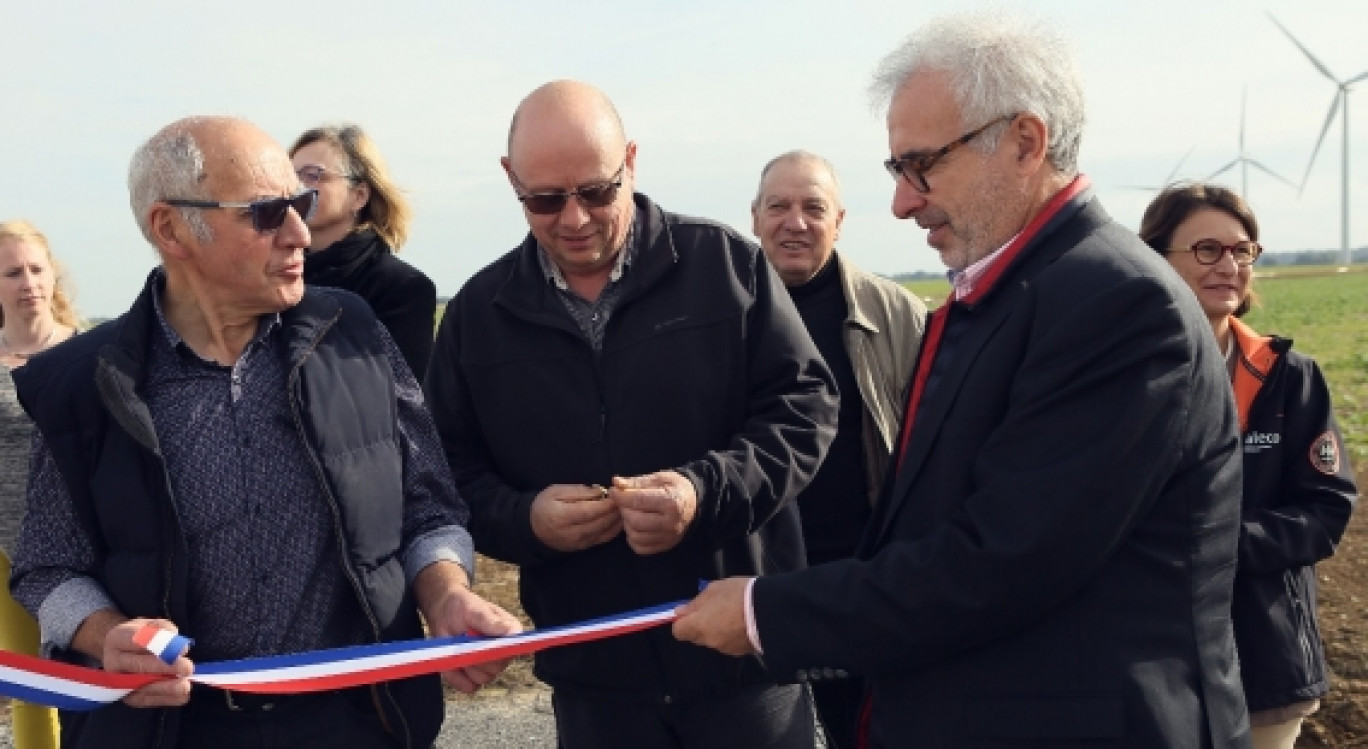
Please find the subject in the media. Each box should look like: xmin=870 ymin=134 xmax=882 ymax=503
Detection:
xmin=0 ymin=600 xmax=681 ymax=710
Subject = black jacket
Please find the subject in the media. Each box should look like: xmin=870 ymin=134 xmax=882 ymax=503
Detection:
xmin=14 ymin=273 xmax=443 ymax=749
xmin=304 ymin=229 xmax=437 ymax=378
xmin=754 ymin=185 xmax=1250 ymax=747
xmin=425 ymin=193 xmax=837 ymax=701
xmin=1228 ymin=318 xmax=1358 ymax=713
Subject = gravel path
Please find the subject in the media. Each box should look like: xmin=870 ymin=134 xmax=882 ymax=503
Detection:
xmin=0 ymin=692 xmax=559 ymax=749
xmin=2 ymin=688 xmax=828 ymax=748
xmin=438 ymin=688 xmax=557 ymax=748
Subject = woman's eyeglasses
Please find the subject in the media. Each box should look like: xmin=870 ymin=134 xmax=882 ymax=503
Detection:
xmin=1171 ymin=239 xmax=1262 ymax=266
xmin=295 ymin=165 xmax=357 ymax=187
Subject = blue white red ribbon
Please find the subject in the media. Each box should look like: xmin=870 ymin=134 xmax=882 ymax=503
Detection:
xmin=0 ymin=601 xmax=680 ymax=711
xmin=132 ymin=624 xmax=192 ymax=665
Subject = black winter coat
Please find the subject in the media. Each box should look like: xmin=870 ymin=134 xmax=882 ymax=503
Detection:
xmin=425 ymin=193 xmax=837 ymax=702
xmin=1228 ymin=318 xmax=1358 ymax=713
xmin=304 ymin=229 xmax=436 ymax=378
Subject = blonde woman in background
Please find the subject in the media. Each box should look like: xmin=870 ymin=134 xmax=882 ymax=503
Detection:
xmin=289 ymin=124 xmax=437 ymax=377
xmin=0 ymin=220 xmax=79 ymax=749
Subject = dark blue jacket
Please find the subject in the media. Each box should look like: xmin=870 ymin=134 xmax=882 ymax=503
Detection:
xmin=1228 ymin=318 xmax=1358 ymax=713
xmin=754 ymin=189 xmax=1251 ymax=748
xmin=14 ymin=272 xmax=443 ymax=749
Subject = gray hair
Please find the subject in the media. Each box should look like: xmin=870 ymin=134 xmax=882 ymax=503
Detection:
xmin=754 ymin=150 xmax=844 ymax=207
xmin=869 ymin=11 xmax=1084 ymax=175
xmin=128 ymin=118 xmax=215 ymax=245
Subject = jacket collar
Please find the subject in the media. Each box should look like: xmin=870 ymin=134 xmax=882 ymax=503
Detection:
xmin=494 ymin=192 xmax=677 ymax=320
xmin=303 ymin=228 xmax=385 ymax=285
xmin=103 ymin=268 xmax=342 ymax=388
xmin=1229 ymin=316 xmax=1287 ymax=430
xmin=956 ymin=175 xmax=1092 ymax=309
xmin=833 ymin=252 xmax=879 ymax=335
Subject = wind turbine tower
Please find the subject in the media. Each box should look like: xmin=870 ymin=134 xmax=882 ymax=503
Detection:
xmin=1269 ymin=14 xmax=1368 ymax=266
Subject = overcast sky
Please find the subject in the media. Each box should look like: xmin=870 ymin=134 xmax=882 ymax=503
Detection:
xmin=4 ymin=0 xmax=1366 ymax=317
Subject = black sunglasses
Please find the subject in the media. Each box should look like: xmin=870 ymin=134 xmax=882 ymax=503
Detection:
xmin=510 ymin=163 xmax=626 ymax=215
xmin=1171 ymin=239 xmax=1262 ymax=266
xmin=163 ymin=189 xmax=318 ymax=233
xmin=884 ymin=113 xmax=1018 ymax=193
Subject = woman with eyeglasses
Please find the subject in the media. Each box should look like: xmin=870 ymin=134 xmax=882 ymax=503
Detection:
xmin=1140 ymin=183 xmax=1358 ymax=749
xmin=0 ymin=219 xmax=81 ymax=749
xmin=289 ymin=125 xmax=436 ymax=377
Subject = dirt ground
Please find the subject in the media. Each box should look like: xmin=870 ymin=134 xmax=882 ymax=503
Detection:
xmin=1291 ymin=465 xmax=1368 ymax=747
xmin=472 ymin=465 xmax=1368 ymax=747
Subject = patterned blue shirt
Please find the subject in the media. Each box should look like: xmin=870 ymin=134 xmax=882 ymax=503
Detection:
xmin=12 ymin=278 xmax=474 ymax=661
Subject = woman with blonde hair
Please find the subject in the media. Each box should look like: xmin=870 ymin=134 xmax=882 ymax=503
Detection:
xmin=1140 ymin=184 xmax=1358 ymax=749
xmin=290 ymin=124 xmax=437 ymax=376
xmin=0 ymin=219 xmax=79 ymax=749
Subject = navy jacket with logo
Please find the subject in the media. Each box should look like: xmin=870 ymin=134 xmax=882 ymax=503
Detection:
xmin=1228 ymin=317 xmax=1358 ymax=713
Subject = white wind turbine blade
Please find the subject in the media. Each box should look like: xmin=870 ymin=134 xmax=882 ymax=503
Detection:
xmin=1248 ymin=160 xmax=1298 ymax=189
xmin=1268 ymin=13 xmax=1342 ymax=83
xmin=1349 ymin=70 xmax=1368 ymax=85
xmin=1163 ymin=147 xmax=1196 ymax=185
xmin=1206 ymin=159 xmax=1240 ymax=181
xmin=1301 ymin=94 xmax=1343 ymax=193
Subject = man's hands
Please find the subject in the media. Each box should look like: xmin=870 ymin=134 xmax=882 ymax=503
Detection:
xmin=530 ymin=472 xmax=698 ymax=556
xmin=611 ymin=472 xmax=697 ymax=555
xmin=530 ymin=484 xmax=623 ymax=552
xmin=76 ymin=612 xmax=194 ymax=708
xmin=415 ymin=561 xmax=524 ymax=694
xmin=672 ymin=577 xmax=756 ymax=657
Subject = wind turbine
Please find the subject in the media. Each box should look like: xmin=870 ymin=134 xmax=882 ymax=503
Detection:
xmin=1121 ymin=147 xmax=1194 ymax=192
xmin=1269 ymin=13 xmax=1368 ymax=266
xmin=1205 ymin=89 xmax=1295 ymax=199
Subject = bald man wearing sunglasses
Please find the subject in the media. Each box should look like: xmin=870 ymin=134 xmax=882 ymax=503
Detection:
xmin=9 ymin=116 xmax=521 ymax=749
xmin=424 ymin=81 xmax=838 ymax=749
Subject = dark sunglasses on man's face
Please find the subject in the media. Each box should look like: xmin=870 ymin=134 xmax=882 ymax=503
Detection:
xmin=163 ymin=189 xmax=318 ymax=233
xmin=512 ymin=163 xmax=626 ymax=215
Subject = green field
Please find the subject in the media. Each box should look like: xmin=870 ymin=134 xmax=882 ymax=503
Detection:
xmin=1243 ymin=267 xmax=1368 ymax=461
xmin=901 ymin=266 xmax=1368 ymax=461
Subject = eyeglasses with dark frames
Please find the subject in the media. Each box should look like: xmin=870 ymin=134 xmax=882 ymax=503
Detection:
xmin=163 ymin=189 xmax=318 ymax=233
xmin=883 ymin=113 xmax=1019 ymax=193
xmin=1169 ymin=239 xmax=1262 ymax=266
xmin=295 ymin=165 xmax=358 ymax=187
xmin=510 ymin=162 xmax=626 ymax=215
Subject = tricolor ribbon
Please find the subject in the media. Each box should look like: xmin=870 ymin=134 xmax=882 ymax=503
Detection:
xmin=132 ymin=624 xmax=193 ymax=665
xmin=0 ymin=601 xmax=680 ymax=711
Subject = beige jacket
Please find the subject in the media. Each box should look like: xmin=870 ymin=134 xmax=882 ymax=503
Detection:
xmin=833 ymin=252 xmax=928 ymax=505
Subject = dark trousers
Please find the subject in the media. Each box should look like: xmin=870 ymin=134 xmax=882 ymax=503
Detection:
xmin=552 ymin=682 xmax=816 ymax=749
xmin=175 ymin=685 xmax=400 ymax=749
xmin=810 ymin=678 xmax=865 ymax=749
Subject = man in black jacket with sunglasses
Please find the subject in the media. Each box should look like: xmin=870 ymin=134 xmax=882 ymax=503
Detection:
xmin=10 ymin=116 xmax=520 ymax=749
xmin=425 ymin=80 xmax=838 ymax=749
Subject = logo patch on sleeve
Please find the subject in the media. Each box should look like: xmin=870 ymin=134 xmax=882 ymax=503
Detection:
xmin=1309 ymin=431 xmax=1341 ymax=475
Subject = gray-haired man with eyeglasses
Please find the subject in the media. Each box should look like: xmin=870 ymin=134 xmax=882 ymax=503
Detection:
xmin=9 ymin=115 xmax=522 ymax=749
xmin=675 ymin=12 xmax=1250 ymax=748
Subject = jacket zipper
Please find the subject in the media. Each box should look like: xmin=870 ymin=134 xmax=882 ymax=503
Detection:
xmin=286 ymin=313 xmax=412 ymax=749
xmin=104 ymin=370 xmax=180 ymax=748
